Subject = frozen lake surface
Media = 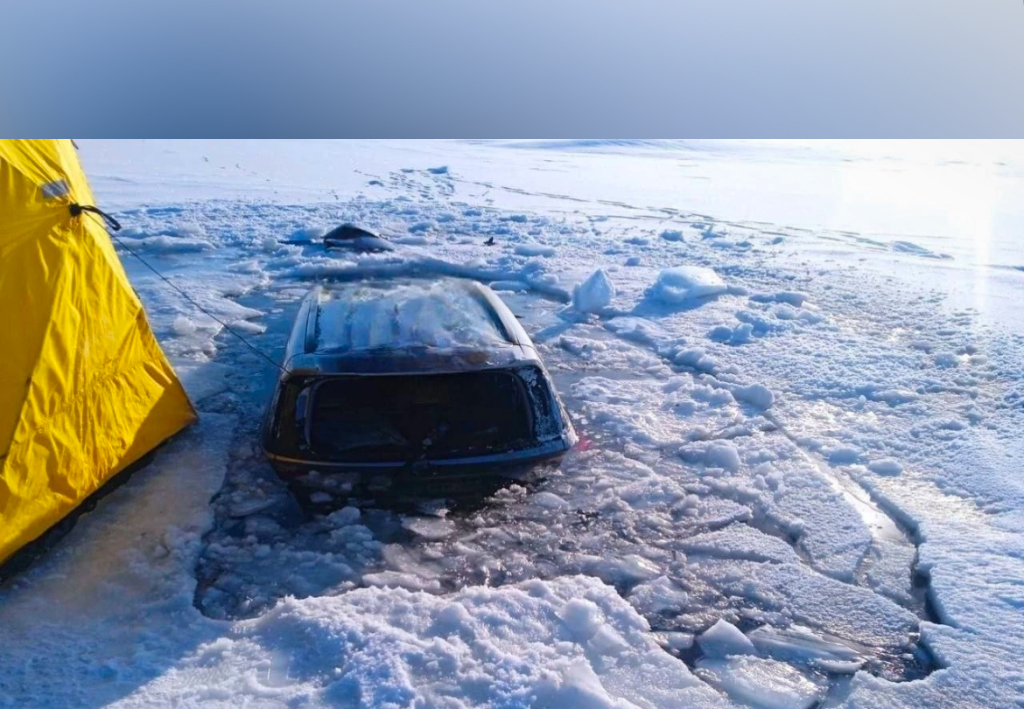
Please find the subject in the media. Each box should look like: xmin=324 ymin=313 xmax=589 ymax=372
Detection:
xmin=2 ymin=140 xmax=1023 ymax=709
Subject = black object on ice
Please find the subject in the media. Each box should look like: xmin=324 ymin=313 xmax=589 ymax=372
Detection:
xmin=323 ymin=224 xmax=394 ymax=253
xmin=484 ymin=236 xmax=495 ymax=246
xmin=261 ymin=278 xmax=576 ymax=495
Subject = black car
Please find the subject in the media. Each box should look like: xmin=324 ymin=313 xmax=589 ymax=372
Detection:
xmin=262 ymin=278 xmax=576 ymax=494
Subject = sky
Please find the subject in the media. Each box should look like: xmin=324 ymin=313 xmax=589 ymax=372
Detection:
xmin=3 ymin=1 xmax=1023 ymax=135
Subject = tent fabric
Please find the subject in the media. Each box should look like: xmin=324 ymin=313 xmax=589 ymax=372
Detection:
xmin=0 ymin=139 xmax=196 ymax=566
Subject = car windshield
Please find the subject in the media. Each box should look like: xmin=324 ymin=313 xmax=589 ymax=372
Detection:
xmin=307 ymin=370 xmax=533 ymax=462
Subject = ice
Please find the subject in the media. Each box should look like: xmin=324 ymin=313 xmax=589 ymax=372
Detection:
xmin=573 ymin=268 xmax=616 ymax=313
xmin=696 ymin=619 xmax=756 ymax=657
xmin=650 ymin=266 xmax=728 ymax=303
xmin=401 ymin=516 xmax=456 ymax=540
xmin=515 ymin=242 xmax=557 ymax=257
xmin=533 ymin=491 xmax=571 ymax=509
xmin=705 ymin=442 xmax=742 ymax=473
xmin=747 ymin=625 xmax=865 ymax=668
xmin=696 ymin=656 xmax=823 ymax=709
xmin=286 ymin=225 xmax=326 ymax=243
xmin=314 ymin=279 xmax=510 ymax=352
xmin=827 ymin=446 xmax=862 ymax=464
xmin=628 ymin=576 xmax=690 ymax=615
xmin=362 ymin=570 xmax=442 ymax=592
xmin=7 ymin=139 xmax=1023 ymax=708
xmin=119 ymin=233 xmax=214 ymax=253
xmin=868 ymin=459 xmax=904 ymax=476
xmin=774 ymin=291 xmax=808 ymax=307
xmin=172 ymin=314 xmax=197 ymax=336
xmin=678 ymin=524 xmax=802 ymax=564
xmin=731 ymin=383 xmax=774 ymax=409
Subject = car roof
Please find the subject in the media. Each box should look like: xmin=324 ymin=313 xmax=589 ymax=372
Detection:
xmin=281 ymin=278 xmax=539 ymax=376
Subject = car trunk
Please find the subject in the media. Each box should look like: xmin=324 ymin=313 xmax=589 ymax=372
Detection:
xmin=306 ymin=370 xmax=534 ymax=463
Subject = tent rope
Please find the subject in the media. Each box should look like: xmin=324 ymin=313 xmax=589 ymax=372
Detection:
xmin=69 ymin=203 xmax=122 ymax=232
xmin=72 ymin=204 xmax=288 ymax=376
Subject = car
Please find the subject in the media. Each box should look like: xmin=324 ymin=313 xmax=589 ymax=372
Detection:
xmin=261 ymin=277 xmax=577 ymax=497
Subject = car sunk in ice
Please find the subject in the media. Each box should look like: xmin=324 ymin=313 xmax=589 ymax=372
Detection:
xmin=262 ymin=278 xmax=576 ymax=495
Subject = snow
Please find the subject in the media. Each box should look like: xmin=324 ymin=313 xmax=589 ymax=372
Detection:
xmin=705 ymin=442 xmax=742 ymax=473
xmin=7 ymin=139 xmax=1024 ymax=709
xmin=731 ymin=383 xmax=774 ymax=409
xmin=650 ymin=266 xmax=728 ymax=304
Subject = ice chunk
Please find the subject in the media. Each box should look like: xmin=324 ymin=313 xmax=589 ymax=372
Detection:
xmin=696 ymin=656 xmax=824 ymax=709
xmin=628 ymin=576 xmax=689 ymax=615
xmin=326 ymin=506 xmax=361 ymax=527
xmin=868 ymin=459 xmax=904 ymax=476
xmin=654 ymin=631 xmax=695 ymax=652
xmin=732 ymin=383 xmax=774 ymax=409
xmin=679 ymin=524 xmax=801 ymax=564
xmin=362 ymin=571 xmax=441 ymax=592
xmin=708 ymin=325 xmax=734 ymax=342
xmin=401 ymin=516 xmax=456 ymax=540
xmin=514 ymin=243 xmax=557 ymax=257
xmin=774 ymin=291 xmax=808 ymax=307
xmin=650 ymin=266 xmax=728 ymax=304
xmin=827 ymin=447 xmax=861 ymax=464
xmin=394 ymin=235 xmax=428 ymax=245
xmin=533 ymin=660 xmax=626 ymax=709
xmin=315 ymin=279 xmax=509 ymax=352
xmin=706 ymin=442 xmax=741 ymax=473
xmin=584 ymin=554 xmax=661 ymax=585
xmin=172 ymin=315 xmax=197 ymax=336
xmin=124 ymin=234 xmax=214 ymax=253
xmin=533 ymin=491 xmax=571 ymax=509
xmin=674 ymin=348 xmax=717 ymax=372
xmin=408 ymin=221 xmax=434 ymax=233
xmin=573 ymin=269 xmax=615 ymax=313
xmin=286 ymin=226 xmax=326 ymax=243
xmin=660 ymin=229 xmax=685 ymax=242
xmin=747 ymin=625 xmax=865 ymax=670
xmin=697 ymin=619 xmax=755 ymax=657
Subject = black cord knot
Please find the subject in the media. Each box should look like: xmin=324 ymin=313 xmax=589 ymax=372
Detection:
xmin=69 ymin=203 xmax=122 ymax=232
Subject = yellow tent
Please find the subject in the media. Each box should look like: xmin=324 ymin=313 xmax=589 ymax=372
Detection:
xmin=0 ymin=139 xmax=196 ymax=566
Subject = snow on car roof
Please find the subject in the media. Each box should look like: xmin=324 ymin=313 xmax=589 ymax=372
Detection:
xmin=313 ymin=278 xmax=515 ymax=353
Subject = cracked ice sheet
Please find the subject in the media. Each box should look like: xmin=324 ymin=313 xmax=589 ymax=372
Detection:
xmin=7 ymin=140 xmax=1022 ymax=709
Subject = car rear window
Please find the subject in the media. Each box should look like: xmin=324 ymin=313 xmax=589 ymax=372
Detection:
xmin=308 ymin=371 xmax=533 ymax=462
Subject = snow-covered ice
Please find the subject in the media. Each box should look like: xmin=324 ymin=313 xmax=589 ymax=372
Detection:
xmin=650 ymin=266 xmax=729 ymax=304
xmin=5 ymin=139 xmax=1024 ymax=709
